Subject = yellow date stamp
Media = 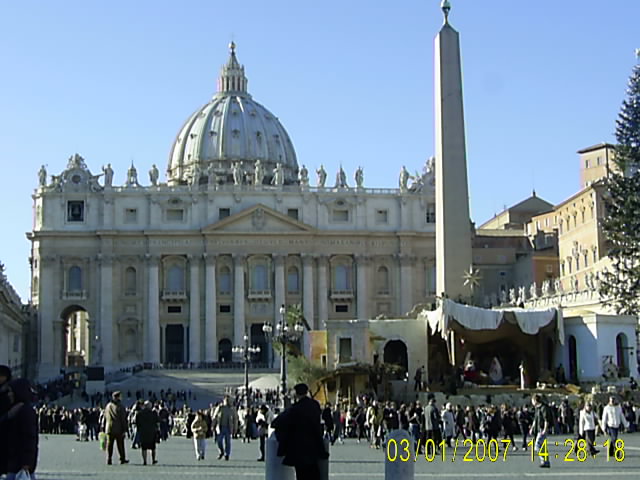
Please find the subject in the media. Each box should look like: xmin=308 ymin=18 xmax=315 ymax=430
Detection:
xmin=387 ymin=438 xmax=514 ymax=463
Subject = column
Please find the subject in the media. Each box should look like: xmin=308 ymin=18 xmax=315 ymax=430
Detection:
xmin=189 ymin=255 xmax=201 ymax=363
xmin=146 ymin=255 xmax=160 ymax=364
xmin=38 ymin=256 xmax=56 ymax=377
xmin=274 ymin=254 xmax=285 ymax=313
xmin=99 ymin=255 xmax=113 ymax=366
xmin=233 ymin=254 xmax=246 ymax=346
xmin=204 ymin=254 xmax=218 ymax=362
xmin=356 ymin=255 xmax=369 ymax=321
xmin=302 ymin=255 xmax=315 ymax=329
xmin=317 ymin=256 xmax=329 ymax=327
xmin=399 ymin=255 xmax=414 ymax=316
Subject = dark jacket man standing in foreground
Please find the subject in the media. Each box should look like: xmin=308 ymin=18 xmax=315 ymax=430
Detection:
xmin=273 ymin=383 xmax=329 ymax=480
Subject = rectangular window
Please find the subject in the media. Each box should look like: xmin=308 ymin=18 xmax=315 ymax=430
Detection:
xmin=167 ymin=305 xmax=182 ymax=314
xmin=321 ymin=354 xmax=327 ymax=368
xmin=426 ymin=204 xmax=436 ymax=223
xmin=338 ymin=338 xmax=352 ymax=363
xmin=219 ymin=304 xmax=231 ymax=313
xmin=546 ymin=264 xmax=553 ymax=273
xmin=219 ymin=208 xmax=230 ymax=219
xmin=13 ymin=334 xmax=19 ymax=353
xmin=335 ymin=304 xmax=349 ymax=313
xmin=585 ymin=159 xmax=590 ymax=168
xmin=166 ymin=208 xmax=184 ymax=222
xmin=375 ymin=209 xmax=388 ymax=224
xmin=67 ymin=201 xmax=85 ymax=222
xmin=124 ymin=208 xmax=138 ymax=223
xmin=332 ymin=209 xmax=349 ymax=222
xmin=287 ymin=208 xmax=299 ymax=220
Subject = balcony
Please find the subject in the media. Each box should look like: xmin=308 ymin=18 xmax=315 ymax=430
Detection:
xmin=248 ymin=289 xmax=272 ymax=300
xmin=63 ymin=290 xmax=87 ymax=300
xmin=161 ymin=290 xmax=187 ymax=301
xmin=330 ymin=289 xmax=354 ymax=300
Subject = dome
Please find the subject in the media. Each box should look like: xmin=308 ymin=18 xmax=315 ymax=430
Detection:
xmin=167 ymin=43 xmax=298 ymax=185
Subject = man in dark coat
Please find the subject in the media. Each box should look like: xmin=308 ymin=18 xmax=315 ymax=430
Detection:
xmin=273 ymin=383 xmax=329 ymax=480
xmin=5 ymin=378 xmax=39 ymax=479
xmin=135 ymin=401 xmax=159 ymax=465
xmin=0 ymin=365 xmax=13 ymax=476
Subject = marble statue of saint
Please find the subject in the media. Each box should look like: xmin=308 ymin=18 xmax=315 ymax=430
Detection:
xmin=102 ymin=163 xmax=114 ymax=187
xmin=508 ymin=288 xmax=516 ymax=305
xmin=232 ymin=162 xmax=243 ymax=186
xmin=541 ymin=279 xmax=551 ymax=297
xmin=316 ymin=164 xmax=327 ymax=188
xmin=354 ymin=166 xmax=364 ymax=188
xmin=399 ymin=165 xmax=409 ymax=192
xmin=335 ymin=166 xmax=347 ymax=188
xmin=499 ymin=289 xmax=507 ymax=305
xmin=529 ymin=282 xmax=538 ymax=299
xmin=517 ymin=285 xmax=526 ymax=304
xmin=38 ymin=165 xmax=47 ymax=187
xmin=299 ymin=164 xmax=309 ymax=186
xmin=126 ymin=163 xmax=139 ymax=187
xmin=272 ymin=162 xmax=284 ymax=186
xmin=149 ymin=164 xmax=159 ymax=186
xmin=554 ymin=278 xmax=564 ymax=294
xmin=254 ymin=159 xmax=265 ymax=186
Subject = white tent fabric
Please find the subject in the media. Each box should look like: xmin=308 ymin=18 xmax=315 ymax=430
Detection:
xmin=421 ymin=299 xmax=564 ymax=344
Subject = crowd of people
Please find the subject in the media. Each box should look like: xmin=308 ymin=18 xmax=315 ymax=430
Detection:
xmin=2 ymin=359 xmax=640 ymax=480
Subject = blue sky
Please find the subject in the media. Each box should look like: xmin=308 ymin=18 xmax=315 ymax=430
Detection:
xmin=1 ymin=0 xmax=638 ymax=300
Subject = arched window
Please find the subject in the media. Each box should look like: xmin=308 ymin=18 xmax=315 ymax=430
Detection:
xmin=287 ymin=266 xmax=300 ymax=293
xmin=335 ymin=265 xmax=351 ymax=291
xmin=125 ymin=267 xmax=137 ymax=294
xmin=68 ymin=266 xmax=83 ymax=291
xmin=219 ymin=266 xmax=231 ymax=294
xmin=167 ymin=265 xmax=185 ymax=291
xmin=376 ymin=266 xmax=390 ymax=294
xmin=251 ymin=264 xmax=268 ymax=291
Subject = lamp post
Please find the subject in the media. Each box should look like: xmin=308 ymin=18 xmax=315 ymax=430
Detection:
xmin=232 ymin=333 xmax=261 ymax=409
xmin=262 ymin=304 xmax=304 ymax=408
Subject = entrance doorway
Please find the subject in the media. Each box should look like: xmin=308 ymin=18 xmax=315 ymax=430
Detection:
xmin=568 ymin=335 xmax=578 ymax=382
xmin=165 ymin=324 xmax=185 ymax=364
xmin=219 ymin=339 xmax=232 ymax=363
xmin=384 ymin=340 xmax=408 ymax=375
xmin=60 ymin=305 xmax=91 ymax=367
xmin=251 ymin=324 xmax=269 ymax=365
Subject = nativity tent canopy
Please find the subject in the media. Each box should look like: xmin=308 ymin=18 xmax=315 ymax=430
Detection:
xmin=419 ymin=299 xmax=564 ymax=346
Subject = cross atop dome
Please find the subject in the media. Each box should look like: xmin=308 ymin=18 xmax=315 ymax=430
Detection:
xmin=217 ymin=41 xmax=249 ymax=95
xmin=441 ymin=0 xmax=452 ymax=23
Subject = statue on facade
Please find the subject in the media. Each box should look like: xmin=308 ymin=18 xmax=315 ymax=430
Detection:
xmin=126 ymin=162 xmax=139 ymax=187
xmin=207 ymin=163 xmax=217 ymax=186
xmin=38 ymin=165 xmax=47 ymax=187
xmin=190 ymin=164 xmax=201 ymax=186
xmin=399 ymin=165 xmax=410 ymax=192
xmin=354 ymin=166 xmax=364 ymax=188
xmin=232 ymin=161 xmax=243 ymax=186
xmin=500 ymin=289 xmax=507 ymax=305
xmin=541 ymin=279 xmax=551 ymax=297
xmin=517 ymin=285 xmax=527 ymax=305
xmin=529 ymin=281 xmax=538 ymax=299
xmin=149 ymin=164 xmax=159 ymax=186
xmin=594 ymin=271 xmax=602 ymax=291
xmin=508 ymin=287 xmax=516 ymax=305
xmin=316 ymin=164 xmax=327 ymax=188
xmin=490 ymin=292 xmax=498 ymax=307
xmin=299 ymin=164 xmax=309 ymax=186
xmin=102 ymin=163 xmax=114 ymax=187
xmin=254 ymin=159 xmax=265 ymax=186
xmin=554 ymin=277 xmax=563 ymax=294
xmin=335 ymin=166 xmax=348 ymax=188
xmin=271 ymin=162 xmax=284 ymax=186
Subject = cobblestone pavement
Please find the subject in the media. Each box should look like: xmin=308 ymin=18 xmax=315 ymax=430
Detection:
xmin=34 ymin=433 xmax=640 ymax=479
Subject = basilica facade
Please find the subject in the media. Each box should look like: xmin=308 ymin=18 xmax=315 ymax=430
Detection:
xmin=29 ymin=44 xmax=437 ymax=380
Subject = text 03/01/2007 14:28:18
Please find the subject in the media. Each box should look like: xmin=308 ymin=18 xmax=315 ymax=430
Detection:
xmin=386 ymin=438 xmax=626 ymax=463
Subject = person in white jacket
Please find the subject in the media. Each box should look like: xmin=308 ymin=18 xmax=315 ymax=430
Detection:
xmin=601 ymin=396 xmax=629 ymax=457
xmin=578 ymin=403 xmax=599 ymax=455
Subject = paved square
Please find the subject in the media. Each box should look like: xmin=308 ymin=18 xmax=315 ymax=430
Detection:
xmin=35 ymin=432 xmax=640 ymax=479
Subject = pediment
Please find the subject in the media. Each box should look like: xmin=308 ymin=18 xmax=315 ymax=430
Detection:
xmin=202 ymin=204 xmax=315 ymax=234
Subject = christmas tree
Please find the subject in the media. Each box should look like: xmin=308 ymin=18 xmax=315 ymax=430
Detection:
xmin=600 ymin=55 xmax=640 ymax=315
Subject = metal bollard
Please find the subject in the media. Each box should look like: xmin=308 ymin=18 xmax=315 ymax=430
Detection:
xmin=265 ymin=431 xmax=295 ymax=480
xmin=384 ymin=429 xmax=415 ymax=480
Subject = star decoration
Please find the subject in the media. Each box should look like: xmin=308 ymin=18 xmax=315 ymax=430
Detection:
xmin=462 ymin=265 xmax=482 ymax=291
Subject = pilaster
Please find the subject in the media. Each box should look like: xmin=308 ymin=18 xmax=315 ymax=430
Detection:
xmin=204 ymin=253 xmax=218 ymax=362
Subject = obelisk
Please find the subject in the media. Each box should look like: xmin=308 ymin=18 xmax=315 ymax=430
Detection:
xmin=435 ymin=0 xmax=473 ymax=301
